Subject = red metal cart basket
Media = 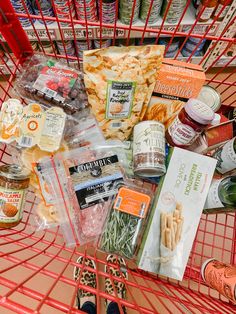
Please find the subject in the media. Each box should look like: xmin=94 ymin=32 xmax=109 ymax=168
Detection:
xmin=0 ymin=0 xmax=236 ymax=313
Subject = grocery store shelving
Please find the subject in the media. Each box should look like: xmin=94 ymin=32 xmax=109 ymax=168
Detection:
xmin=0 ymin=4 xmax=220 ymax=41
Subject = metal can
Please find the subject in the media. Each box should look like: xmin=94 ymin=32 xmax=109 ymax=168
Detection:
xmin=133 ymin=121 xmax=166 ymax=177
xmin=31 ymin=0 xmax=55 ymax=25
xmin=0 ymin=165 xmax=30 ymax=228
xmin=94 ymin=39 xmax=112 ymax=49
xmin=119 ymin=0 xmax=141 ymax=24
xmin=98 ymin=0 xmax=117 ymax=24
xmin=197 ymin=85 xmax=221 ymax=112
xmin=140 ymin=0 xmax=163 ymax=23
xmin=201 ymin=259 xmax=236 ymax=304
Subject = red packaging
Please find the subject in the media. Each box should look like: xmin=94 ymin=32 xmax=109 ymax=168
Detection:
xmin=201 ymin=259 xmax=236 ymax=303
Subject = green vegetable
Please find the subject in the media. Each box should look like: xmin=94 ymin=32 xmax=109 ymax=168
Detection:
xmin=100 ymin=206 xmax=142 ymax=259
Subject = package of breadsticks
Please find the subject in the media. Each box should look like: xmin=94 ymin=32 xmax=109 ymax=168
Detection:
xmin=99 ymin=179 xmax=153 ymax=259
xmin=137 ymin=147 xmax=217 ymax=280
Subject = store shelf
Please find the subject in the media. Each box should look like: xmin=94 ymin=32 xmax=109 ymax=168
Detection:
xmin=0 ymin=4 xmax=220 ymax=41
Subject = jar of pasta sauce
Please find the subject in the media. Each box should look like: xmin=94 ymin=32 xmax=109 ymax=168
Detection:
xmin=166 ymin=99 xmax=215 ymax=148
xmin=0 ymin=165 xmax=30 ymax=228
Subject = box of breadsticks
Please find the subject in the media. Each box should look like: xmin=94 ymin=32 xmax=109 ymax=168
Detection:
xmin=142 ymin=60 xmax=205 ymax=127
xmin=137 ymin=147 xmax=216 ymax=280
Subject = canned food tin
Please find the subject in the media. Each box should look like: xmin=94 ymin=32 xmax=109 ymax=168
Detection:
xmin=197 ymin=85 xmax=221 ymax=112
xmin=0 ymin=165 xmax=30 ymax=228
xmin=201 ymin=259 xmax=236 ymax=304
xmin=94 ymin=39 xmax=112 ymax=49
xmin=133 ymin=121 xmax=166 ymax=177
xmin=140 ymin=0 xmax=162 ymax=23
xmin=119 ymin=0 xmax=141 ymax=24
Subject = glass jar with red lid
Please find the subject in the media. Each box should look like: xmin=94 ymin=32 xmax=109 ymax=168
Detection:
xmin=166 ymin=98 xmax=215 ymax=148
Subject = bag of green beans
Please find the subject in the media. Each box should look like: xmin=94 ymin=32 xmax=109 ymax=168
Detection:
xmin=99 ymin=180 xmax=153 ymax=259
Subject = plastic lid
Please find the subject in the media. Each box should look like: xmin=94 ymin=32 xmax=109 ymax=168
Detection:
xmin=185 ymin=98 xmax=215 ymax=125
xmin=197 ymin=86 xmax=221 ymax=112
xmin=211 ymin=113 xmax=221 ymax=125
xmin=201 ymin=258 xmax=216 ymax=282
xmin=0 ymin=165 xmax=30 ymax=181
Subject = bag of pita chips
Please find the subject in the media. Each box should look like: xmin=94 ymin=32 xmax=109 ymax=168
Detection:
xmin=83 ymin=45 xmax=164 ymax=140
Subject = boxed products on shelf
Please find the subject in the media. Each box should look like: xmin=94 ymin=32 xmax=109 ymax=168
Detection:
xmin=137 ymin=147 xmax=217 ymax=280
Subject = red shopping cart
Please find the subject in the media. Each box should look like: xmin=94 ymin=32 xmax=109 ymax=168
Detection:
xmin=0 ymin=0 xmax=236 ymax=313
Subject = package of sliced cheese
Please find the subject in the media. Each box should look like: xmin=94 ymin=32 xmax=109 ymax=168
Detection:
xmin=83 ymin=45 xmax=164 ymax=141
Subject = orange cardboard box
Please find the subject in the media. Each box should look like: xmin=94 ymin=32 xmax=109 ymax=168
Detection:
xmin=143 ymin=59 xmax=206 ymax=128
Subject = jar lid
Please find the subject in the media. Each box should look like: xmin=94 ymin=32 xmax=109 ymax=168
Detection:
xmin=0 ymin=165 xmax=30 ymax=181
xmin=197 ymin=85 xmax=221 ymax=112
xmin=185 ymin=98 xmax=215 ymax=125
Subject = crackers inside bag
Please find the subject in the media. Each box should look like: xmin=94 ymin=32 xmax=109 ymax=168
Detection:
xmin=83 ymin=45 xmax=164 ymax=140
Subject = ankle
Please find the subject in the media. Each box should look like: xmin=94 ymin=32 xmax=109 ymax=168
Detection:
xmin=80 ymin=295 xmax=96 ymax=308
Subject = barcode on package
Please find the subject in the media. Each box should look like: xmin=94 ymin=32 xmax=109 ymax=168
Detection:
xmin=115 ymin=196 xmax=122 ymax=209
xmin=42 ymin=87 xmax=57 ymax=98
xmin=111 ymin=122 xmax=122 ymax=128
xmin=19 ymin=136 xmax=33 ymax=147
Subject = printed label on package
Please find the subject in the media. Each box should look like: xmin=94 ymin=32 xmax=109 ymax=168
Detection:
xmin=33 ymin=66 xmax=78 ymax=102
xmin=96 ymin=28 xmax=126 ymax=38
xmin=0 ymin=188 xmax=25 ymax=223
xmin=69 ymin=155 xmax=123 ymax=209
xmin=63 ymin=28 xmax=94 ymax=39
xmin=106 ymin=81 xmax=136 ymax=119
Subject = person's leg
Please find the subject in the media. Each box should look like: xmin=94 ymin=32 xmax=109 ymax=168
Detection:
xmin=105 ymin=255 xmax=128 ymax=314
xmin=106 ymin=301 xmax=121 ymax=314
xmin=74 ymin=257 xmax=97 ymax=314
xmin=81 ymin=300 xmax=96 ymax=314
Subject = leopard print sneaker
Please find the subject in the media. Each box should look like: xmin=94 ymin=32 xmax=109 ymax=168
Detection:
xmin=105 ymin=254 xmax=128 ymax=312
xmin=73 ymin=256 xmax=97 ymax=309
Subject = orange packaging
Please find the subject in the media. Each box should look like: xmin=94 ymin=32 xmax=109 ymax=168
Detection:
xmin=143 ymin=59 xmax=206 ymax=128
xmin=113 ymin=187 xmax=151 ymax=218
xmin=201 ymin=259 xmax=236 ymax=303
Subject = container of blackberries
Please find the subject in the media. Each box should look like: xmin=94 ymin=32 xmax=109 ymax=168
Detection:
xmin=15 ymin=54 xmax=88 ymax=114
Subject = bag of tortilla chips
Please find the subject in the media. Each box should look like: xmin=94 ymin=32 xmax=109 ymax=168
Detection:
xmin=83 ymin=45 xmax=164 ymax=140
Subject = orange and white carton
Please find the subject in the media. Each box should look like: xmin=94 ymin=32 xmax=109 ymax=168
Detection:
xmin=143 ymin=59 xmax=206 ymax=128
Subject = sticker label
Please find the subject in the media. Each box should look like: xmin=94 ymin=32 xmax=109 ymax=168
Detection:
xmin=114 ymin=187 xmax=151 ymax=218
xmin=18 ymin=103 xmax=45 ymax=148
xmin=214 ymin=3 xmax=230 ymax=18
xmin=133 ymin=122 xmax=165 ymax=155
xmin=33 ymin=66 xmax=78 ymax=102
xmin=214 ymin=138 xmax=236 ymax=174
xmin=0 ymin=188 xmax=25 ymax=223
xmin=0 ymin=99 xmax=23 ymax=144
xmin=204 ymin=179 xmax=224 ymax=209
xmin=197 ymin=5 xmax=215 ymax=20
xmin=38 ymin=107 xmax=66 ymax=152
xmin=106 ymin=81 xmax=136 ymax=119
xmin=69 ymin=155 xmax=123 ymax=209
xmin=169 ymin=116 xmax=197 ymax=145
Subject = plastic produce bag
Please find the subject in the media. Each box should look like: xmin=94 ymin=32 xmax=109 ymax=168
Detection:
xmin=64 ymin=109 xmax=105 ymax=149
xmin=35 ymin=142 xmax=128 ymax=246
